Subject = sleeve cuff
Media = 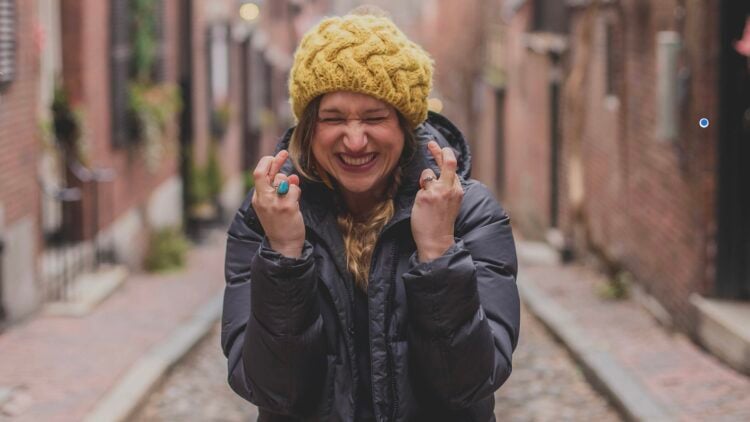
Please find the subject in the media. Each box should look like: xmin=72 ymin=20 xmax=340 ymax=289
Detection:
xmin=250 ymin=238 xmax=319 ymax=337
xmin=403 ymin=239 xmax=481 ymax=337
xmin=256 ymin=237 xmax=315 ymax=279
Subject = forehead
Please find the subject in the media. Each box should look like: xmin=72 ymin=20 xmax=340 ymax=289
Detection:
xmin=319 ymin=91 xmax=392 ymax=113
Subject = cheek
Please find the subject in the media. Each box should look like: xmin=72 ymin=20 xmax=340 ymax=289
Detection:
xmin=310 ymin=137 xmax=336 ymax=171
xmin=377 ymin=130 xmax=405 ymax=161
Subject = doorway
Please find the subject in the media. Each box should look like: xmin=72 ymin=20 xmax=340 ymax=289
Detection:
xmin=716 ymin=1 xmax=750 ymax=299
xmin=178 ymin=0 xmax=193 ymax=226
xmin=494 ymin=88 xmax=506 ymax=200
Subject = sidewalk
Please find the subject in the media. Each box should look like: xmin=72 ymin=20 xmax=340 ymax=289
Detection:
xmin=517 ymin=242 xmax=750 ymax=421
xmin=0 ymin=230 xmax=227 ymax=422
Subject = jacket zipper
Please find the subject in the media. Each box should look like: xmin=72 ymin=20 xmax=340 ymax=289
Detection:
xmin=348 ymin=216 xmax=407 ymax=420
xmin=384 ymin=240 xmax=400 ymax=421
xmin=342 ymin=257 xmax=358 ymax=420
xmin=364 ymin=229 xmax=400 ymax=422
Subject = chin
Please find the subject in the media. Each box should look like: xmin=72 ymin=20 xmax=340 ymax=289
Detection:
xmin=340 ymin=181 xmax=376 ymax=194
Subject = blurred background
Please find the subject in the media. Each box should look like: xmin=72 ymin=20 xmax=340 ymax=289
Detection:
xmin=0 ymin=0 xmax=749 ymax=421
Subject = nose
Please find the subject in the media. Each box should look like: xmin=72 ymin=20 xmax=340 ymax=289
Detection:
xmin=342 ymin=121 xmax=368 ymax=152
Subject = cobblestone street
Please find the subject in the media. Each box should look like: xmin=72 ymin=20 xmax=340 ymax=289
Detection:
xmin=134 ymin=304 xmax=620 ymax=421
xmin=133 ymin=323 xmax=258 ymax=422
xmin=493 ymin=304 xmax=621 ymax=421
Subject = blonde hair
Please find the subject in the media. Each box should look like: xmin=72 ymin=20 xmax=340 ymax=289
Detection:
xmin=289 ymin=95 xmax=416 ymax=291
xmin=336 ymin=167 xmax=401 ymax=291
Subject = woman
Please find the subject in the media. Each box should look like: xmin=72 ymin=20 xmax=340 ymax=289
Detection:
xmin=222 ymin=10 xmax=520 ymax=422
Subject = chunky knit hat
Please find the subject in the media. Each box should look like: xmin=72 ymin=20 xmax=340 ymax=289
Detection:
xmin=289 ymin=13 xmax=434 ymax=128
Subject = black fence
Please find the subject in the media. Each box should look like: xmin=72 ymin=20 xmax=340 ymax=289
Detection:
xmin=40 ymin=160 xmax=116 ymax=302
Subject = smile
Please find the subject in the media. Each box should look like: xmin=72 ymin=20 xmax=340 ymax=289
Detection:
xmin=338 ymin=153 xmax=377 ymax=166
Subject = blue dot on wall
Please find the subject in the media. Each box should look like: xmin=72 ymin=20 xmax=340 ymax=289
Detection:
xmin=699 ymin=118 xmax=710 ymax=128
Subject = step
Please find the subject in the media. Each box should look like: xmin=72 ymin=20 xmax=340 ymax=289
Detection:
xmin=43 ymin=265 xmax=128 ymax=317
xmin=690 ymin=293 xmax=750 ymax=375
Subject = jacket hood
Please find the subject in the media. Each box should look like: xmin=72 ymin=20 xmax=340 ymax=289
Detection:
xmin=274 ymin=110 xmax=472 ymax=186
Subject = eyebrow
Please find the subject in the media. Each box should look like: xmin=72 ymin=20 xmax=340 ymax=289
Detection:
xmin=319 ymin=107 xmax=344 ymax=114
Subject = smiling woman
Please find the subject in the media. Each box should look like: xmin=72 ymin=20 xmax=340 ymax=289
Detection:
xmin=295 ymin=92 xmax=410 ymax=214
xmin=222 ymin=8 xmax=520 ymax=422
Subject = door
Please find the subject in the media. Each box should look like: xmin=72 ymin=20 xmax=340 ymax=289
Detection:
xmin=240 ymin=35 xmax=260 ymax=174
xmin=716 ymin=2 xmax=750 ymax=299
xmin=494 ymin=88 xmax=506 ymax=200
xmin=178 ymin=0 xmax=193 ymax=223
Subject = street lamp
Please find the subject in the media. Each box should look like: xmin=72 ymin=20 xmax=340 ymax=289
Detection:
xmin=239 ymin=2 xmax=260 ymax=23
xmin=428 ymin=97 xmax=444 ymax=114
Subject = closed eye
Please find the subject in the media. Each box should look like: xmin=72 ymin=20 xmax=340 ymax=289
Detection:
xmin=319 ymin=117 xmax=346 ymax=124
xmin=362 ymin=116 xmax=387 ymax=124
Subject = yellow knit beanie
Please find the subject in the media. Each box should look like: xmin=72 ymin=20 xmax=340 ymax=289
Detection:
xmin=289 ymin=13 xmax=434 ymax=128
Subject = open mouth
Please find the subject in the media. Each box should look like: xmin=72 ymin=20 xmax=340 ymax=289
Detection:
xmin=338 ymin=153 xmax=377 ymax=167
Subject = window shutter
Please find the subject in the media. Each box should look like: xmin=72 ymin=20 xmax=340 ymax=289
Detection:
xmin=152 ymin=0 xmax=166 ymax=82
xmin=532 ymin=0 xmax=568 ymax=34
xmin=0 ymin=0 xmax=16 ymax=89
xmin=110 ymin=0 xmax=132 ymax=146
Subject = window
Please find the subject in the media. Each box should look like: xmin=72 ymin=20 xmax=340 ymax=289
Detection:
xmin=110 ymin=0 xmax=133 ymax=146
xmin=0 ymin=0 xmax=16 ymax=89
xmin=209 ymin=24 xmax=229 ymax=107
xmin=605 ymin=21 xmax=616 ymax=97
xmin=109 ymin=0 xmax=166 ymax=146
xmin=152 ymin=0 xmax=166 ymax=82
xmin=207 ymin=23 xmax=231 ymax=139
xmin=532 ymin=0 xmax=568 ymax=34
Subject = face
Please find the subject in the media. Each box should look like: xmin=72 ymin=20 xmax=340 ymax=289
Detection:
xmin=311 ymin=91 xmax=405 ymax=197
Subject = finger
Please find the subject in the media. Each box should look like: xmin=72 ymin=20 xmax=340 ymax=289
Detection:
xmin=419 ymin=168 xmax=437 ymax=190
xmin=427 ymin=141 xmax=443 ymax=168
xmin=253 ymin=156 xmax=275 ymax=189
xmin=268 ymin=150 xmax=289 ymax=182
xmin=286 ymin=182 xmax=302 ymax=203
xmin=438 ymin=147 xmax=458 ymax=185
xmin=284 ymin=174 xmax=302 ymax=202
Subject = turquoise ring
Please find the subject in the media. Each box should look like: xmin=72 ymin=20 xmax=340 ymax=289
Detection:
xmin=276 ymin=180 xmax=290 ymax=195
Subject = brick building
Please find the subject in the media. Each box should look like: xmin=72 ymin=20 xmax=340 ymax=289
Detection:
xmin=0 ymin=0 xmax=42 ymax=320
xmin=479 ymin=0 xmax=749 ymax=371
xmin=0 ymin=0 xmax=255 ymax=323
xmin=555 ymin=0 xmax=721 ymax=333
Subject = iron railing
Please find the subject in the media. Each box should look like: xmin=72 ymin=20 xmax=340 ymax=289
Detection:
xmin=40 ymin=160 xmax=116 ymax=301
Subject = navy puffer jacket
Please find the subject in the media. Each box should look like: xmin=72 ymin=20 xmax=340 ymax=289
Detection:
xmin=222 ymin=112 xmax=520 ymax=421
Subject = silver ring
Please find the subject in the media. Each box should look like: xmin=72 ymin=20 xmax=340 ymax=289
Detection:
xmin=422 ymin=176 xmax=435 ymax=189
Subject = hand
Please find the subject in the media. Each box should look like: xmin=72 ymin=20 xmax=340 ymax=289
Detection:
xmin=251 ymin=150 xmax=305 ymax=258
xmin=411 ymin=141 xmax=464 ymax=262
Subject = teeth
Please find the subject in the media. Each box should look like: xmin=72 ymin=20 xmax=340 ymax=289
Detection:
xmin=340 ymin=154 xmax=375 ymax=166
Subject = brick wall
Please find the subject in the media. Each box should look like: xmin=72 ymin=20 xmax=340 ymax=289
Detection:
xmin=500 ymin=4 xmax=556 ymax=238
xmin=469 ymin=1 xmax=561 ymax=238
xmin=0 ymin=0 xmax=42 ymax=318
xmin=558 ymin=0 xmax=719 ymax=330
xmin=0 ymin=0 xmax=41 ymax=231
